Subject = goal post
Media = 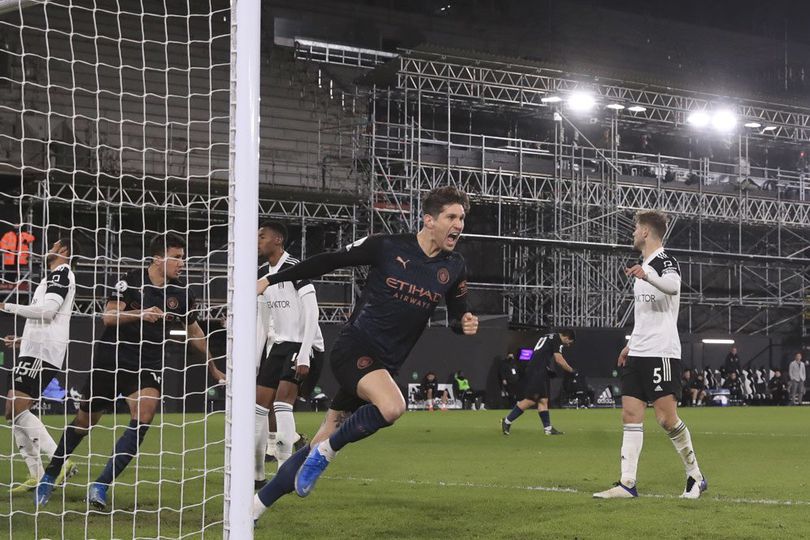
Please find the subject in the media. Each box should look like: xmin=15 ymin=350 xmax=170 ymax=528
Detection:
xmin=225 ymin=0 xmax=261 ymax=537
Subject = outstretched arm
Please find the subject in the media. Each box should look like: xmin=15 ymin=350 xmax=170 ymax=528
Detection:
xmin=257 ymin=236 xmax=383 ymax=295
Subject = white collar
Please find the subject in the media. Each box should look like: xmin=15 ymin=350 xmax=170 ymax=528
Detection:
xmin=268 ymin=251 xmax=289 ymax=273
xmin=642 ymin=246 xmax=665 ymax=266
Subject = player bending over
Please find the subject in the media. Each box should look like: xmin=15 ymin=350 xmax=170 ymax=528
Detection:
xmin=501 ymin=329 xmax=576 ymax=436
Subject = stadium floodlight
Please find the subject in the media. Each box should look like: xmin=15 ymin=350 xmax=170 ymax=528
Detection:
xmin=687 ymin=111 xmax=710 ymax=127
xmin=762 ymin=125 xmax=777 ymax=132
xmin=702 ymin=339 xmax=735 ymax=344
xmin=567 ymin=91 xmax=596 ymax=112
xmin=606 ymin=103 xmax=625 ymax=110
xmin=627 ymin=105 xmax=647 ymax=113
xmin=541 ymin=95 xmax=563 ymax=103
xmin=711 ymin=109 xmax=737 ymax=132
xmin=743 ymin=121 xmax=762 ymax=128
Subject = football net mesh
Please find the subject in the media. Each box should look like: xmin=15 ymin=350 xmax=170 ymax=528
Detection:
xmin=0 ymin=0 xmax=231 ymax=537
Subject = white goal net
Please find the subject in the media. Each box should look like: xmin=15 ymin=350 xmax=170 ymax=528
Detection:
xmin=0 ymin=0 xmax=257 ymax=538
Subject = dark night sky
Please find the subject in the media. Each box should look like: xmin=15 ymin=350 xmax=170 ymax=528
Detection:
xmin=571 ymin=0 xmax=810 ymax=45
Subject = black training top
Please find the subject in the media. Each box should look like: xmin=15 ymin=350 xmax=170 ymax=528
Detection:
xmin=264 ymin=234 xmax=469 ymax=370
xmin=529 ymin=333 xmax=564 ymax=372
xmin=97 ymin=268 xmax=198 ymax=368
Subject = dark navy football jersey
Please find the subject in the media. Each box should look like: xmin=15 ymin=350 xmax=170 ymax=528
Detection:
xmin=265 ymin=234 xmax=469 ymax=370
xmin=529 ymin=333 xmax=563 ymax=372
xmin=98 ymin=268 xmax=198 ymax=367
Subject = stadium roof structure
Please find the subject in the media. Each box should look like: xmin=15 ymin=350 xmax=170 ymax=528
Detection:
xmin=355 ymin=45 xmax=810 ymax=145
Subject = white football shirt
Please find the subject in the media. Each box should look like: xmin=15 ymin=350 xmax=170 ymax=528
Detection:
xmin=628 ymin=247 xmax=681 ymax=359
xmin=261 ymin=252 xmax=324 ymax=352
xmin=17 ymin=264 xmax=76 ymax=368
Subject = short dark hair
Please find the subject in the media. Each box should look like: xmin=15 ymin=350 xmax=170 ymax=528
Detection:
xmin=57 ymin=236 xmax=81 ymax=267
xmin=149 ymin=232 xmax=186 ymax=257
xmin=559 ymin=328 xmax=576 ymax=341
xmin=635 ymin=210 xmax=668 ymax=239
xmin=260 ymin=220 xmax=288 ymax=244
xmin=422 ymin=186 xmax=470 ymax=218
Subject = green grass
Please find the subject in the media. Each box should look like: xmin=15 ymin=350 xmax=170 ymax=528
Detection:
xmin=2 ymin=407 xmax=809 ymax=539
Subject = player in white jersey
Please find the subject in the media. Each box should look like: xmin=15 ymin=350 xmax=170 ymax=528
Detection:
xmin=1 ymin=238 xmax=80 ymax=493
xmin=253 ymin=221 xmax=324 ymax=489
xmin=594 ymin=211 xmax=707 ymax=500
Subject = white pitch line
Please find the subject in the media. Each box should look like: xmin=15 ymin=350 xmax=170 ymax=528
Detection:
xmin=35 ymin=460 xmax=810 ymax=508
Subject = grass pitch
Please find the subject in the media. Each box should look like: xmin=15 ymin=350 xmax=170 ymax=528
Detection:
xmin=2 ymin=407 xmax=808 ymax=539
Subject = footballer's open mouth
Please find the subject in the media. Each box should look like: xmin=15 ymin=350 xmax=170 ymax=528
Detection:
xmin=446 ymin=231 xmax=462 ymax=246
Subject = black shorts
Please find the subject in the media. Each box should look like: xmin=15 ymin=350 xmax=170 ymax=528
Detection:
xmin=521 ymin=367 xmax=551 ymax=401
xmin=257 ymin=342 xmax=322 ymax=389
xmin=621 ymin=356 xmax=682 ymax=403
xmin=79 ymin=349 xmax=163 ymax=413
xmin=328 ymin=332 xmax=387 ymax=413
xmin=6 ymin=356 xmax=60 ymax=399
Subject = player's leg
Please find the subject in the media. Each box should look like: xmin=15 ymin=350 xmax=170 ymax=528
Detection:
xmin=89 ymin=370 xmax=161 ymax=509
xmin=255 ymin=384 xmax=276 ymax=487
xmin=6 ymin=359 xmax=60 ymax=489
xmin=690 ymin=388 xmax=698 ymax=406
xmin=295 ymin=369 xmax=400 ymax=497
xmin=440 ymin=389 xmax=448 ymax=410
xmin=502 ymin=398 xmax=534 ymax=435
xmin=253 ymin=407 xmax=352 ymax=524
xmin=653 ymin=393 xmax=706 ymax=498
xmin=6 ymin=389 xmax=40 ymax=485
xmin=274 ymin=380 xmax=300 ymax=467
xmin=36 ymin=406 xmax=101 ymax=506
xmin=426 ymin=388 xmax=434 ymax=411
xmin=593 ymin=357 xmax=646 ymax=499
xmin=537 ymin=398 xmax=562 ymax=435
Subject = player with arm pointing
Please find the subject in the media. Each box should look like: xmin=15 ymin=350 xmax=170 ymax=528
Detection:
xmin=252 ymin=186 xmax=478 ymax=527
xmin=1 ymin=238 xmax=80 ymax=493
xmin=593 ymin=210 xmax=707 ymax=499
xmin=36 ymin=233 xmax=223 ymax=508
xmin=501 ymin=329 xmax=576 ymax=436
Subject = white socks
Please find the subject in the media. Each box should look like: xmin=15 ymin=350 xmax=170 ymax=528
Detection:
xmin=273 ymin=402 xmax=295 ymax=467
xmin=254 ymin=405 xmax=269 ymax=482
xmin=266 ymin=432 xmax=277 ymax=458
xmin=252 ymin=494 xmax=267 ymax=520
xmin=317 ymin=439 xmax=336 ymax=461
xmin=668 ymin=419 xmax=702 ymax=480
xmin=12 ymin=409 xmax=57 ymax=479
xmin=620 ymin=423 xmax=643 ymax=488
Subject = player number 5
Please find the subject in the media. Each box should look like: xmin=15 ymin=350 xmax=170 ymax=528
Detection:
xmin=652 ymin=367 xmax=662 ymax=384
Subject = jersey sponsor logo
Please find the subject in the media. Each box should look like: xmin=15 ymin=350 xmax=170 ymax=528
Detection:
xmin=166 ymin=296 xmax=179 ymax=309
xmin=356 ymin=356 xmax=373 ymax=370
xmin=385 ymin=277 xmax=442 ymax=308
xmin=395 ymin=256 xmax=410 ymax=269
xmin=635 ymin=293 xmax=656 ymax=302
xmin=437 ymin=267 xmax=450 ymax=284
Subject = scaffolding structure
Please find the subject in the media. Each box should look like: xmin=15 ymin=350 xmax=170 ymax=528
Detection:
xmin=1 ymin=178 xmax=360 ymax=324
xmin=365 ymin=50 xmax=810 ymax=336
